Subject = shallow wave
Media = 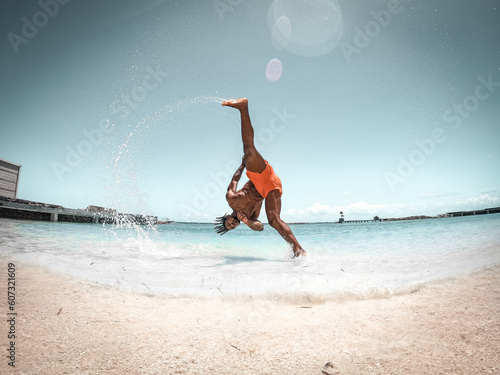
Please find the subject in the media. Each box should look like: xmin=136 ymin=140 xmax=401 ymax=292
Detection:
xmin=1 ymin=215 xmax=499 ymax=299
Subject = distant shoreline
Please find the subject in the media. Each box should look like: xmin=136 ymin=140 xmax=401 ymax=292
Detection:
xmin=173 ymin=212 xmax=500 ymax=226
xmin=1 ymin=195 xmax=499 ymax=225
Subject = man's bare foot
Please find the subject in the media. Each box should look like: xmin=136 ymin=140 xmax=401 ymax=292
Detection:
xmin=292 ymin=248 xmax=307 ymax=258
xmin=221 ymin=98 xmax=248 ymax=110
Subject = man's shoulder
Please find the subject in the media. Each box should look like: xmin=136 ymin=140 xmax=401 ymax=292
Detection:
xmin=226 ymin=189 xmax=244 ymax=203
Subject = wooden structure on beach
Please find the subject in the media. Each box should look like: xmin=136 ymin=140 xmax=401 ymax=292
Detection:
xmin=0 ymin=159 xmax=21 ymax=199
xmin=0 ymin=196 xmax=157 ymax=225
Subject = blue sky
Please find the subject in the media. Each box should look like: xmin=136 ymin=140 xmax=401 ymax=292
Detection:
xmin=1 ymin=0 xmax=499 ymax=222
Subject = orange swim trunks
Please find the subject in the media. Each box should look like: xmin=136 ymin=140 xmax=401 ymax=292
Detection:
xmin=246 ymin=160 xmax=283 ymax=198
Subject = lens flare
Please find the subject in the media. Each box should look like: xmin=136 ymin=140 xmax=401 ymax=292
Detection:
xmin=268 ymin=0 xmax=343 ymax=57
xmin=271 ymin=15 xmax=292 ymax=50
xmin=266 ymin=58 xmax=283 ymax=82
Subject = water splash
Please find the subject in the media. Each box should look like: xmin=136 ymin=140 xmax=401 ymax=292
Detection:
xmin=102 ymin=95 xmax=230 ymax=239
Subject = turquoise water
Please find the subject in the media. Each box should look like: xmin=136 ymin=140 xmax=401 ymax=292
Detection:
xmin=1 ymin=214 xmax=499 ymax=300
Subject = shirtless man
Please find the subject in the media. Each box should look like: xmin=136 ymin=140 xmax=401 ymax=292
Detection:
xmin=214 ymin=98 xmax=307 ymax=258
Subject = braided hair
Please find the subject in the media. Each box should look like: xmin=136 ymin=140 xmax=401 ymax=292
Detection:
xmin=214 ymin=213 xmax=239 ymax=235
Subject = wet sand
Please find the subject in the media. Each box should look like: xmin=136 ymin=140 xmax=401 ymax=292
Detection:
xmin=0 ymin=257 xmax=499 ymax=374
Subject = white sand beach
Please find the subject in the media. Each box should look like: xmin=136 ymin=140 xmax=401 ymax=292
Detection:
xmin=1 ymin=257 xmax=499 ymax=374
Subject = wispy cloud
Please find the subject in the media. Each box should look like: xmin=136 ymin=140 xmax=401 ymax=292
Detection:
xmin=479 ymin=189 xmax=499 ymax=195
xmin=418 ymin=191 xmax=460 ymax=198
xmin=418 ymin=191 xmax=445 ymax=198
xmin=461 ymin=194 xmax=499 ymax=208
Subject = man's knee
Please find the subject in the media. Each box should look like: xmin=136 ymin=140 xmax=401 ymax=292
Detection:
xmin=268 ymin=216 xmax=281 ymax=229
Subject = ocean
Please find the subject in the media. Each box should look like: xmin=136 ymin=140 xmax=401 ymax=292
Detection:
xmin=1 ymin=214 xmax=499 ymax=300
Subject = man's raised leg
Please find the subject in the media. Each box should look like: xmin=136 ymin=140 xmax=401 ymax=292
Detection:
xmin=222 ymin=98 xmax=266 ymax=173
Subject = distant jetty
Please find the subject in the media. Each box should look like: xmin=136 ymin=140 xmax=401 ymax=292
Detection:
xmin=381 ymin=215 xmax=437 ymax=222
xmin=446 ymin=207 xmax=500 ymax=217
xmin=157 ymin=219 xmax=174 ymax=225
xmin=335 ymin=207 xmax=500 ymax=224
xmin=337 ymin=218 xmax=381 ymax=224
xmin=0 ymin=196 xmax=157 ymax=225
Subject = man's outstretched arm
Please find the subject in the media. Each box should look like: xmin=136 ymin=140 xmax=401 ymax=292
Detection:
xmin=226 ymin=159 xmax=245 ymax=200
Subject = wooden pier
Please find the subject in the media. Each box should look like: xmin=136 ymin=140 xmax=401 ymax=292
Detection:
xmin=337 ymin=219 xmax=376 ymax=224
xmin=0 ymin=196 xmax=157 ymax=225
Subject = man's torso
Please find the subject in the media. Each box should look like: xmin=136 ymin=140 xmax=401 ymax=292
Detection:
xmin=227 ymin=181 xmax=263 ymax=219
